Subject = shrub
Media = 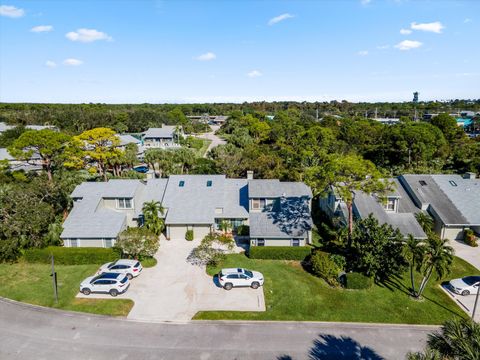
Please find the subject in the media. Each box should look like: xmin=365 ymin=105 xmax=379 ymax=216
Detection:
xmin=310 ymin=251 xmax=340 ymax=286
xmin=185 ymin=230 xmax=194 ymax=241
xmin=24 ymin=246 xmax=119 ymax=265
xmin=0 ymin=239 xmax=21 ymax=263
xmin=342 ymin=272 xmax=373 ymax=290
xmin=115 ymin=227 xmax=159 ymax=258
xmin=248 ymin=246 xmax=311 ymax=260
xmin=236 ymin=225 xmax=250 ymax=236
xmin=329 ymin=253 xmax=346 ymax=271
xmin=464 ymin=229 xmax=478 ymax=247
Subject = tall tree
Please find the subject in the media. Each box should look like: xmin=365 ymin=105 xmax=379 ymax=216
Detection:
xmin=402 ymin=234 xmax=425 ymax=297
xmin=142 ymin=201 xmax=165 ymax=236
xmin=8 ymin=129 xmax=71 ymax=182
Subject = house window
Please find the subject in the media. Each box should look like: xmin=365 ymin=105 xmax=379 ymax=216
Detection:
xmin=117 ymin=198 xmax=133 ymax=209
xmin=207 ymin=180 xmax=212 ymax=187
xmin=384 ymin=198 xmax=396 ymax=212
xmin=252 ymin=199 xmax=261 ymax=210
xmin=71 ymin=239 xmax=78 ymax=247
xmin=257 ymin=239 xmax=265 ymax=246
xmin=104 ymin=239 xmax=113 ymax=248
xmin=179 ymin=180 xmax=185 ymax=187
xmin=292 ymin=239 xmax=300 ymax=247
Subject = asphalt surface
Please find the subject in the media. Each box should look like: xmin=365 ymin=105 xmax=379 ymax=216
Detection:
xmin=194 ymin=125 xmax=226 ymax=157
xmin=0 ymin=297 xmax=435 ymax=360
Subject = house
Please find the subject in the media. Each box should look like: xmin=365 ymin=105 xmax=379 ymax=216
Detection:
xmin=141 ymin=125 xmax=183 ymax=149
xmin=320 ymin=173 xmax=480 ymax=241
xmin=0 ymin=147 xmax=43 ymax=172
xmin=320 ymin=178 xmax=427 ymax=239
xmin=187 ymin=115 xmax=229 ymax=125
xmin=0 ymin=122 xmax=57 ymax=133
xmin=60 ymin=173 xmax=313 ymax=248
xmin=117 ymin=134 xmax=144 ymax=157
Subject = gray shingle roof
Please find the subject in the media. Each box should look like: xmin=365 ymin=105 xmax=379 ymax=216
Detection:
xmin=118 ymin=134 xmax=141 ymax=146
xmin=142 ymin=125 xmax=177 ymax=139
xmin=71 ymin=180 xmax=141 ymax=199
xmin=248 ymin=180 xmax=312 ymax=198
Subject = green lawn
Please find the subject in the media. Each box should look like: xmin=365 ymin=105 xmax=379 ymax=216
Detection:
xmin=0 ymin=262 xmax=133 ymax=316
xmin=196 ymin=138 xmax=212 ymax=157
xmin=194 ymin=254 xmax=476 ymax=324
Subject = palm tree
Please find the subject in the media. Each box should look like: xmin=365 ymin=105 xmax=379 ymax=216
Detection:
xmin=142 ymin=201 xmax=165 ymax=236
xmin=408 ymin=318 xmax=480 ymax=360
xmin=219 ymin=219 xmax=232 ymax=235
xmin=416 ymin=235 xmax=454 ymax=298
xmin=415 ymin=212 xmax=434 ymax=236
xmin=402 ymin=234 xmax=425 ymax=297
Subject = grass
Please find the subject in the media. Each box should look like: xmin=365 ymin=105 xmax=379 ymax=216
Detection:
xmin=0 ymin=261 xmax=133 ymax=316
xmin=196 ymin=138 xmax=212 ymax=157
xmin=194 ymin=254 xmax=476 ymax=324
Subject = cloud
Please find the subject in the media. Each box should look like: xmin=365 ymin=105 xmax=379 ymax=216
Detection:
xmin=247 ymin=70 xmax=262 ymax=78
xmin=410 ymin=21 xmax=445 ymax=33
xmin=31 ymin=25 xmax=53 ymax=33
xmin=194 ymin=52 xmax=216 ymax=61
xmin=45 ymin=60 xmax=57 ymax=68
xmin=65 ymin=28 xmax=112 ymax=43
xmin=63 ymin=58 xmax=83 ymax=66
xmin=394 ymin=40 xmax=422 ymax=51
xmin=357 ymin=50 xmax=369 ymax=56
xmin=464 ymin=18 xmax=472 ymax=23
xmin=0 ymin=5 xmax=25 ymax=18
xmin=268 ymin=13 xmax=294 ymax=26
xmin=360 ymin=0 xmax=372 ymax=5
xmin=400 ymin=28 xmax=412 ymax=35
xmin=377 ymin=44 xmax=390 ymax=50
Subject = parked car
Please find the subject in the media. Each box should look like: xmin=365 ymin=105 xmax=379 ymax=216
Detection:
xmin=80 ymin=272 xmax=130 ymax=297
xmin=218 ymin=268 xmax=264 ymax=290
xmin=97 ymin=259 xmax=143 ymax=279
xmin=133 ymin=165 xmax=149 ymax=173
xmin=448 ymin=276 xmax=480 ymax=296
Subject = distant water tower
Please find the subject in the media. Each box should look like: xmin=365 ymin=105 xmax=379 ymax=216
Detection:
xmin=413 ymin=92 xmax=419 ymax=103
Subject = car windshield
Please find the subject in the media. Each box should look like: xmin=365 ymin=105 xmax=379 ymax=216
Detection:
xmin=134 ymin=262 xmax=140 ymax=268
xmin=107 ymin=261 xmax=117 ymax=269
xmin=244 ymin=270 xmax=253 ymax=278
xmin=463 ymin=276 xmax=480 ymax=285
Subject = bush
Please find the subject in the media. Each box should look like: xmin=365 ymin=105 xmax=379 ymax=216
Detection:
xmin=248 ymin=246 xmax=311 ymax=260
xmin=342 ymin=272 xmax=373 ymax=290
xmin=24 ymin=246 xmax=119 ymax=265
xmin=0 ymin=239 xmax=21 ymax=263
xmin=236 ymin=225 xmax=250 ymax=236
xmin=115 ymin=227 xmax=159 ymax=258
xmin=185 ymin=229 xmax=194 ymax=241
xmin=464 ymin=229 xmax=478 ymax=247
xmin=310 ymin=251 xmax=340 ymax=286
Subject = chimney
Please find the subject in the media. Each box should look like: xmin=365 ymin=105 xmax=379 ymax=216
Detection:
xmin=463 ymin=172 xmax=476 ymax=180
xmin=247 ymin=170 xmax=254 ymax=180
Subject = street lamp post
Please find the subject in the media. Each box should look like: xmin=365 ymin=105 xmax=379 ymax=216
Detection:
xmin=472 ymin=285 xmax=480 ymax=321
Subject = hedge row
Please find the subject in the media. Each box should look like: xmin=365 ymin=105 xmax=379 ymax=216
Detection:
xmin=23 ymin=246 xmax=119 ymax=265
xmin=248 ymin=246 xmax=311 ymax=260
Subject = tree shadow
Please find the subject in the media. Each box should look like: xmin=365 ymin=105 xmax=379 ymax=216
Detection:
xmin=265 ymin=195 xmax=313 ymax=236
xmin=277 ymin=334 xmax=384 ymax=360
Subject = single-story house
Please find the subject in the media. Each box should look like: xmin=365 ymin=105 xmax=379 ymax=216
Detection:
xmin=60 ymin=172 xmax=313 ymax=248
xmin=141 ymin=125 xmax=183 ymax=149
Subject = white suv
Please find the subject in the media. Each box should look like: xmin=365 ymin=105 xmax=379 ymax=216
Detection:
xmin=80 ymin=272 xmax=130 ymax=297
xmin=97 ymin=259 xmax=143 ymax=279
xmin=218 ymin=268 xmax=264 ymax=290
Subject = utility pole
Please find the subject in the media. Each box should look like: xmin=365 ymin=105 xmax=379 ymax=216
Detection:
xmin=472 ymin=287 xmax=480 ymax=321
xmin=51 ymin=254 xmax=58 ymax=303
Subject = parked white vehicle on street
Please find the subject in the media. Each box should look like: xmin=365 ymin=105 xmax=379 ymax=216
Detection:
xmin=97 ymin=259 xmax=143 ymax=279
xmin=449 ymin=276 xmax=480 ymax=296
xmin=80 ymin=272 xmax=130 ymax=297
xmin=218 ymin=268 xmax=264 ymax=290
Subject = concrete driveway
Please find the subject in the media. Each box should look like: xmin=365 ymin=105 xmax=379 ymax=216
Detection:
xmin=449 ymin=239 xmax=480 ymax=270
xmin=78 ymin=238 xmax=265 ymax=322
xmin=441 ymin=284 xmax=480 ymax=322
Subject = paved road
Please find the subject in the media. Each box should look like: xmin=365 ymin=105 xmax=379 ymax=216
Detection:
xmin=195 ymin=125 xmax=226 ymax=157
xmin=0 ymin=297 xmax=434 ymax=360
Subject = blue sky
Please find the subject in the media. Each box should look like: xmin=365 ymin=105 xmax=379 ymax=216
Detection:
xmin=0 ymin=0 xmax=478 ymax=103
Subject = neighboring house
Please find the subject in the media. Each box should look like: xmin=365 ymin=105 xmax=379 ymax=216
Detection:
xmin=141 ymin=125 xmax=183 ymax=149
xmin=0 ymin=147 xmax=43 ymax=172
xmin=117 ymin=134 xmax=143 ymax=157
xmin=0 ymin=122 xmax=57 ymax=133
xmin=60 ymin=173 xmax=313 ymax=248
xmin=187 ymin=115 xmax=229 ymax=125
xmin=320 ymin=173 xmax=480 ymax=241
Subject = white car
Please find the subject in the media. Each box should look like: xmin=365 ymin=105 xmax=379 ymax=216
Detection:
xmin=80 ymin=272 xmax=130 ymax=297
xmin=218 ymin=268 xmax=264 ymax=290
xmin=449 ymin=276 xmax=480 ymax=296
xmin=97 ymin=259 xmax=143 ymax=279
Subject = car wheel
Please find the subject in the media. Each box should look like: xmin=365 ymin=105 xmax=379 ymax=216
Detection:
xmin=462 ymin=290 xmax=470 ymax=296
xmin=109 ymin=289 xmax=119 ymax=297
xmin=251 ymin=281 xmax=260 ymax=289
xmin=126 ymin=273 xmax=133 ymax=280
xmin=224 ymin=283 xmax=233 ymax=290
xmin=81 ymin=288 xmax=91 ymax=296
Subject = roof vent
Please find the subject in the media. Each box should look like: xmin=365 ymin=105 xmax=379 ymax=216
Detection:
xmin=247 ymin=170 xmax=254 ymax=180
xmin=463 ymin=172 xmax=476 ymax=179
xmin=179 ymin=180 xmax=185 ymax=187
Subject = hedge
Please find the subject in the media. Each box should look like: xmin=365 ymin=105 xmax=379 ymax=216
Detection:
xmin=248 ymin=246 xmax=311 ymax=260
xmin=342 ymin=272 xmax=373 ymax=290
xmin=23 ymin=246 xmax=119 ymax=265
xmin=310 ymin=251 xmax=340 ymax=286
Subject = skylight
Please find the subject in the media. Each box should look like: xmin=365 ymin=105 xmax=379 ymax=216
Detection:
xmin=449 ymin=180 xmax=457 ymax=187
xmin=179 ymin=180 xmax=185 ymax=187
xmin=207 ymin=180 xmax=212 ymax=187
xmin=419 ymin=180 xmax=427 ymax=186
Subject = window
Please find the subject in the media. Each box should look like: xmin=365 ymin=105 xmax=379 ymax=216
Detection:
xmin=385 ymin=198 xmax=396 ymax=212
xmin=71 ymin=239 xmax=78 ymax=247
xmin=257 ymin=239 xmax=265 ymax=246
xmin=419 ymin=180 xmax=427 ymax=186
xmin=179 ymin=180 xmax=185 ymax=187
xmin=117 ymin=198 xmax=133 ymax=209
xmin=292 ymin=239 xmax=300 ymax=247
xmin=252 ymin=199 xmax=261 ymax=210
xmin=207 ymin=180 xmax=212 ymax=187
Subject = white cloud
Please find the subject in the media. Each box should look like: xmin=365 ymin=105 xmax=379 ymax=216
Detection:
xmin=400 ymin=28 xmax=412 ymax=35
xmin=65 ymin=28 xmax=112 ymax=43
xmin=268 ymin=13 xmax=294 ymax=26
xmin=410 ymin=21 xmax=445 ymax=33
xmin=63 ymin=58 xmax=83 ymax=66
xmin=377 ymin=44 xmax=390 ymax=50
xmin=31 ymin=25 xmax=53 ymax=33
xmin=394 ymin=39 xmax=422 ymax=51
xmin=45 ymin=60 xmax=57 ymax=68
xmin=464 ymin=18 xmax=472 ymax=23
xmin=0 ymin=5 xmax=25 ymax=18
xmin=357 ymin=50 xmax=369 ymax=56
xmin=194 ymin=52 xmax=216 ymax=61
xmin=247 ymin=70 xmax=262 ymax=78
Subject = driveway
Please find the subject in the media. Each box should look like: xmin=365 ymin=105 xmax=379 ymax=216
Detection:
xmin=78 ymin=238 xmax=265 ymax=322
xmin=449 ymin=239 xmax=480 ymax=270
xmin=441 ymin=284 xmax=480 ymax=322
xmin=194 ymin=124 xmax=226 ymax=157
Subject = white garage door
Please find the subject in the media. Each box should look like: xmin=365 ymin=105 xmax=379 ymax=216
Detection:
xmin=169 ymin=225 xmax=187 ymax=240
xmin=194 ymin=225 xmax=211 ymax=240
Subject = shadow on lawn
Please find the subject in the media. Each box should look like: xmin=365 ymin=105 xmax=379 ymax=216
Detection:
xmin=277 ymin=334 xmax=383 ymax=360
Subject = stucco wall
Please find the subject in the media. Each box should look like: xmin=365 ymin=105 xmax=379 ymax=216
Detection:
xmin=64 ymin=238 xmax=115 ymax=248
xmin=250 ymin=238 xmax=306 ymax=246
